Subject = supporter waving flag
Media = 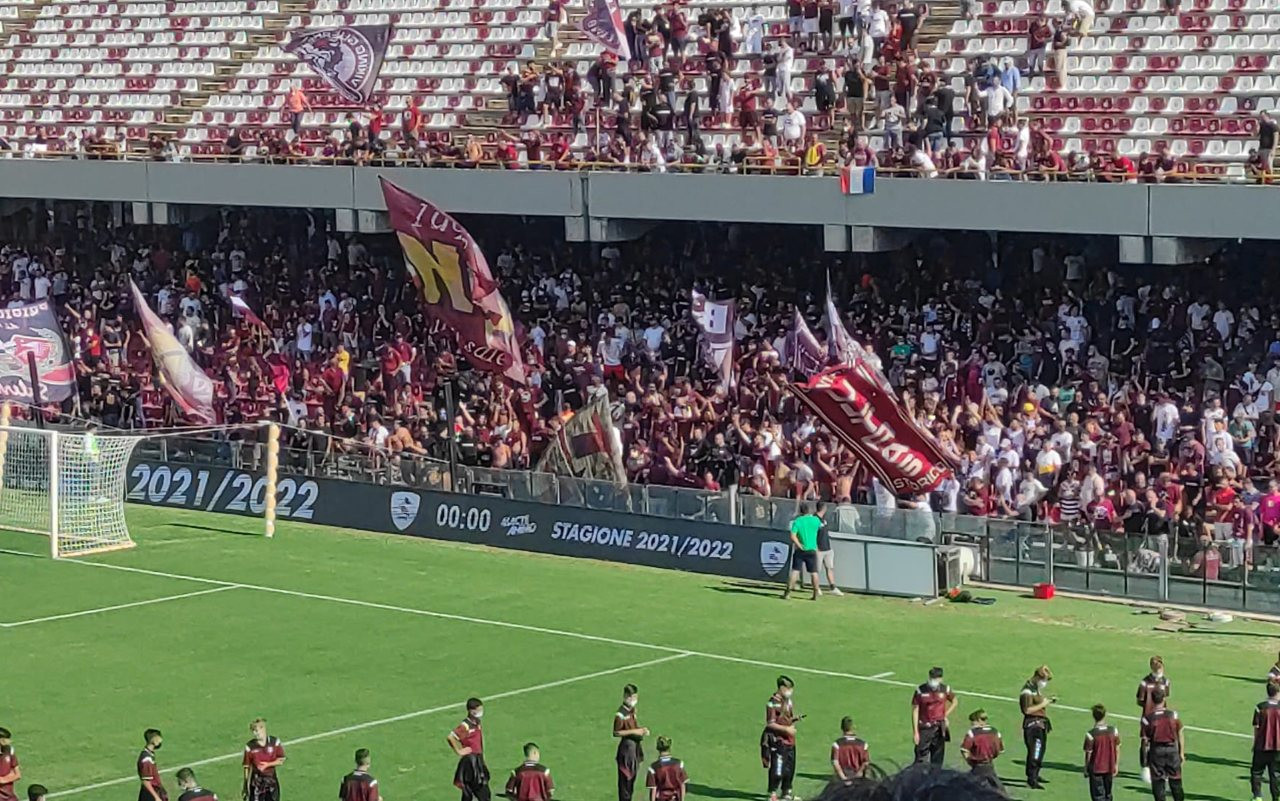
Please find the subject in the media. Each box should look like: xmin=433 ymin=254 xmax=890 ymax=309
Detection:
xmin=129 ymin=280 xmax=215 ymax=423
xmin=691 ymin=290 xmax=736 ymax=390
xmin=229 ymin=294 xmax=269 ymax=333
xmin=381 ymin=178 xmax=526 ymax=384
xmin=789 ymin=365 xmax=953 ymax=495
xmin=579 ymin=0 xmax=631 ymax=60
xmin=284 ymin=24 xmax=391 ymax=105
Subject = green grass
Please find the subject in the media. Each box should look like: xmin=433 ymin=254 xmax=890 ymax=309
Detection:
xmin=3 ymin=507 xmax=1277 ymax=801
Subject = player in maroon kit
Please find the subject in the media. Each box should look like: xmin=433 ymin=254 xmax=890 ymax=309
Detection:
xmin=645 ymin=737 xmax=687 ymax=801
xmin=614 ymin=684 xmax=648 ymax=801
xmin=911 ymin=667 xmax=956 ymax=767
xmin=960 ymin=710 xmax=1004 ymax=793
xmin=762 ymin=675 xmax=800 ymax=801
xmin=338 ymin=749 xmax=380 ymax=801
xmin=176 ymin=768 xmax=218 ymax=801
xmin=1252 ymin=683 xmax=1280 ymax=801
xmin=25 ymin=784 xmax=46 ymax=801
xmin=1141 ymin=689 xmax=1186 ymax=801
xmin=1083 ymin=704 xmax=1120 ymax=801
xmin=504 ymin=743 xmax=553 ymax=801
xmin=0 ymin=727 xmax=20 ymax=801
xmin=1137 ymin=656 xmax=1170 ymax=784
xmin=138 ymin=728 xmax=168 ymax=801
xmin=243 ymin=719 xmax=286 ymax=801
xmin=449 ymin=697 xmax=491 ymax=801
xmin=830 ymin=717 xmax=869 ymax=784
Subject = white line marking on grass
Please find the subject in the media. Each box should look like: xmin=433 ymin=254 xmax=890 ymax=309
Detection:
xmin=63 ymin=559 xmax=1254 ymax=741
xmin=869 ymin=671 xmax=895 ymax=679
xmin=1 ymin=586 xmax=238 ymax=628
xmin=47 ymin=652 xmax=691 ymax=799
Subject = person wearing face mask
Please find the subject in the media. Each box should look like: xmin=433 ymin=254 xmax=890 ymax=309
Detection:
xmin=761 ymin=676 xmax=799 ymax=801
xmin=1019 ymin=665 xmax=1056 ymax=790
xmin=614 ymin=684 xmax=649 ymax=801
xmin=137 ymin=728 xmax=167 ymax=801
xmin=448 ymin=698 xmax=490 ymax=801
xmin=1137 ymin=656 xmax=1170 ymax=784
xmin=911 ymin=667 xmax=956 ymax=767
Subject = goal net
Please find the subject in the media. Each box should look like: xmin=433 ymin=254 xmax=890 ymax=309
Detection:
xmin=0 ymin=425 xmax=144 ymax=558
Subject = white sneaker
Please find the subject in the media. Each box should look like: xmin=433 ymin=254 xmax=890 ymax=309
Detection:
xmin=1140 ymin=767 xmax=1151 ymax=784
xmin=829 ymin=588 xmax=844 ymax=596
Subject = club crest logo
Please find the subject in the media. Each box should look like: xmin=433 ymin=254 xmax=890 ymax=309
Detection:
xmin=390 ymin=491 xmax=421 ymax=532
xmin=285 ymin=25 xmax=390 ymax=104
xmin=760 ymin=541 xmax=790 ymax=577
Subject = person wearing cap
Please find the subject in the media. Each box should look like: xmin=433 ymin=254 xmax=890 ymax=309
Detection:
xmin=761 ymin=676 xmax=799 ymax=801
xmin=960 ymin=709 xmax=1004 ymax=792
xmin=1019 ymin=665 xmax=1056 ymax=789
xmin=911 ymin=667 xmax=956 ymax=767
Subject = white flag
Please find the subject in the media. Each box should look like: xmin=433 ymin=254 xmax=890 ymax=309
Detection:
xmin=691 ymin=290 xmax=736 ymax=390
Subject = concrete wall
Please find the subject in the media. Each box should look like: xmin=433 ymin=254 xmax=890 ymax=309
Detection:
xmin=1 ymin=159 xmax=1278 ymax=240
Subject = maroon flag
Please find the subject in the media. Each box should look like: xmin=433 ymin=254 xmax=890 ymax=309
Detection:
xmin=284 ymin=24 xmax=391 ymax=104
xmin=580 ymin=0 xmax=631 ymax=60
xmin=130 ymin=280 xmax=215 ymax=423
xmin=825 ymin=274 xmax=861 ymax=367
xmin=786 ymin=308 xmax=825 ymax=377
xmin=229 ymin=294 xmax=269 ymax=333
xmin=0 ymin=300 xmax=74 ymax=403
xmin=788 ymin=365 xmax=952 ymax=495
xmin=535 ymin=394 xmax=626 ymax=484
xmin=691 ymin=290 xmax=735 ymax=389
xmin=380 ymin=177 xmax=526 ymax=384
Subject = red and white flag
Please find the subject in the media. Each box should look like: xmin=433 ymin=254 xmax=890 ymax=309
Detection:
xmin=130 ymin=280 xmax=215 ymax=423
xmin=579 ymin=0 xmax=631 ymax=59
xmin=229 ymin=295 xmax=269 ymax=332
xmin=691 ymin=290 xmax=735 ymax=390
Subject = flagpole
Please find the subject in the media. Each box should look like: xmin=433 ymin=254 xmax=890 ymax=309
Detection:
xmin=27 ymin=352 xmax=45 ymax=429
xmin=444 ymin=380 xmax=460 ymax=493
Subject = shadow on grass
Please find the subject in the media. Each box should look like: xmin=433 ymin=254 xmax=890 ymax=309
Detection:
xmin=1185 ymin=752 xmax=1251 ymax=769
xmin=706 ymin=585 xmax=785 ymax=600
xmin=685 ymin=782 xmax=759 ymax=800
xmin=159 ymin=523 xmax=261 ymax=537
xmin=1212 ymin=673 xmax=1268 ymax=684
xmin=1181 ymin=628 xmax=1280 ymax=639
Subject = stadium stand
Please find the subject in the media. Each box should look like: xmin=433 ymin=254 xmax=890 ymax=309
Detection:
xmin=1 ymin=0 xmax=1279 ymax=176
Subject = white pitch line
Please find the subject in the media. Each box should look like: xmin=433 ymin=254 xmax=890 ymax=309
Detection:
xmin=1 ymin=586 xmax=239 ymax=628
xmin=47 ymin=652 xmax=692 ymax=798
xmin=869 ymin=671 xmax=895 ymax=680
xmin=57 ymin=558 xmax=1255 ymax=741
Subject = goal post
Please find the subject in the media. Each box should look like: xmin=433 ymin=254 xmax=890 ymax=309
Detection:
xmin=0 ymin=421 xmax=144 ymax=558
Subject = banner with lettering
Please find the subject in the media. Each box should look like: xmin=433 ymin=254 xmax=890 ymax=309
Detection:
xmin=284 ymin=24 xmax=391 ymax=104
xmin=380 ymin=177 xmax=526 ymax=384
xmin=0 ymin=299 xmax=74 ymax=403
xmin=691 ymin=290 xmax=735 ymax=390
xmin=580 ymin=0 xmax=631 ymax=60
xmin=788 ymin=365 xmax=952 ymax=495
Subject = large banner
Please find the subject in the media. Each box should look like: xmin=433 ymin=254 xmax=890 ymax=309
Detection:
xmin=284 ymin=24 xmax=391 ymax=104
xmin=690 ymin=290 xmax=735 ymax=389
xmin=788 ymin=366 xmax=952 ymax=495
xmin=0 ymin=300 xmax=74 ymax=403
xmin=381 ymin=178 xmax=526 ymax=383
xmin=824 ymin=279 xmax=861 ymax=367
xmin=125 ymin=461 xmax=791 ymax=583
xmin=535 ymin=394 xmax=627 ymax=485
xmin=580 ymin=0 xmax=631 ymax=60
xmin=130 ymin=280 xmax=216 ymax=423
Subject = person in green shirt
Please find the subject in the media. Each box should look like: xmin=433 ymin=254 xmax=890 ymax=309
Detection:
xmin=783 ymin=504 xmax=823 ymax=600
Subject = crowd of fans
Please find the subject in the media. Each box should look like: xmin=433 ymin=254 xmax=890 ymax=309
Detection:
xmin=2 ymin=0 xmax=1279 ymax=182
xmin=4 ymin=206 xmax=1280 ymax=582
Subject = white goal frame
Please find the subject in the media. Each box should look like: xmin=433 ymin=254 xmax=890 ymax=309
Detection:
xmin=0 ymin=423 xmax=144 ymax=558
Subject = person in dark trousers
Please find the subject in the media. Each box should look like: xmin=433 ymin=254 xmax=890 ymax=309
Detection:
xmin=783 ymin=504 xmax=823 ymax=600
xmin=1084 ymin=704 xmax=1120 ymax=801
xmin=1019 ymin=665 xmax=1055 ymax=789
xmin=1252 ymin=683 xmax=1280 ymax=801
xmin=449 ymin=698 xmax=491 ymax=801
xmin=1141 ymin=689 xmax=1185 ymax=801
xmin=614 ymin=684 xmax=648 ymax=801
xmin=830 ymin=717 xmax=869 ymax=784
xmin=960 ymin=709 xmax=1004 ymax=793
xmin=1136 ymin=656 xmax=1170 ymax=784
xmin=911 ymin=667 xmax=956 ymax=767
xmin=762 ymin=675 xmax=799 ymax=801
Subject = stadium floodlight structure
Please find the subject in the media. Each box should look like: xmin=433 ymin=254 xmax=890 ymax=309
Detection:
xmin=0 ymin=404 xmax=284 ymax=558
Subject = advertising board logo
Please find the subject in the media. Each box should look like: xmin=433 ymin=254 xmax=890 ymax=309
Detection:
xmin=759 ymin=541 xmax=790 ymax=577
xmin=501 ymin=514 xmax=537 ymax=537
xmin=390 ymin=491 xmax=421 ymax=532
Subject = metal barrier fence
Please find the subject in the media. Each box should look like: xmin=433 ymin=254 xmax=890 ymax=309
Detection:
xmin=134 ymin=434 xmax=1280 ymax=614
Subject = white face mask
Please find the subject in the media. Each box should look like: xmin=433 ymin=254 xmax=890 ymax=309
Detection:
xmin=781 ymin=688 xmax=793 ymax=699
xmin=1154 ymin=670 xmax=1164 ymax=679
xmin=1037 ymin=680 xmax=1049 ymax=691
xmin=473 ymin=709 xmax=484 ymax=720
xmin=625 ymin=698 xmax=637 ymax=709
xmin=927 ymin=679 xmax=941 ymax=690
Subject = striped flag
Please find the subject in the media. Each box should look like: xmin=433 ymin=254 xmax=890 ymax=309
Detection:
xmin=229 ymin=294 xmax=269 ymax=332
xmin=130 ymin=280 xmax=215 ymax=423
xmin=691 ymin=290 xmax=736 ymax=390
xmin=840 ymin=165 xmax=876 ymax=195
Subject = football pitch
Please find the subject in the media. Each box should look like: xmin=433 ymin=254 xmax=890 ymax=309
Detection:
xmin=2 ymin=507 xmax=1275 ymax=801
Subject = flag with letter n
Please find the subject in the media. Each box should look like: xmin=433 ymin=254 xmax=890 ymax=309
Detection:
xmin=380 ymin=177 xmax=526 ymax=384
xmin=535 ymin=394 xmax=627 ymax=486
xmin=691 ymin=290 xmax=736 ymax=390
xmin=840 ymin=165 xmax=875 ymax=195
xmin=284 ymin=24 xmax=391 ymax=104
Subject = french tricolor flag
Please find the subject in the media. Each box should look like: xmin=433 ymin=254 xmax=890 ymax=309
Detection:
xmin=840 ymin=165 xmax=876 ymax=195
